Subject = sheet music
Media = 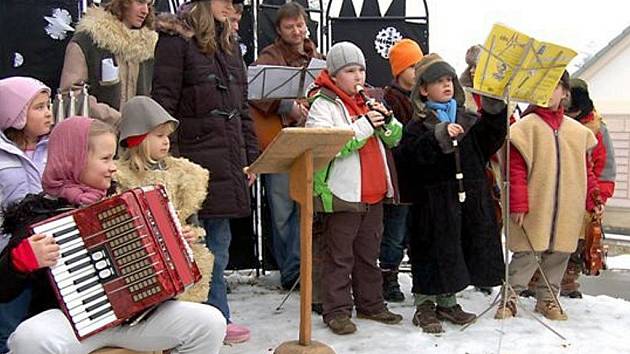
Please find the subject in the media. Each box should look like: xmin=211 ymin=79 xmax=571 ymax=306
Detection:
xmin=248 ymin=58 xmax=326 ymax=100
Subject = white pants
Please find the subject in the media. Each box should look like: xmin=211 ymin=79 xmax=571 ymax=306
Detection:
xmin=7 ymin=301 xmax=226 ymax=354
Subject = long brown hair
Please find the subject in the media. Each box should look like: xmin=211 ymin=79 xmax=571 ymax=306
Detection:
xmin=104 ymin=0 xmax=156 ymax=29
xmin=183 ymin=1 xmax=234 ymax=55
xmin=4 ymin=128 xmax=28 ymax=150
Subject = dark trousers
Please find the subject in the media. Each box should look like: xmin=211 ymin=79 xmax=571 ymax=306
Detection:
xmin=322 ymin=203 xmax=386 ymax=323
xmin=379 ymin=204 xmax=409 ymax=270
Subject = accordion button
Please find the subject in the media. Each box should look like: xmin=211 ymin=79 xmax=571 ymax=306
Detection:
xmin=95 ymin=260 xmax=108 ymax=270
xmin=99 ymin=269 xmax=113 ymax=279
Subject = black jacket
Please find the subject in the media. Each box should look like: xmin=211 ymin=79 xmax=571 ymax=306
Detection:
xmin=396 ymin=106 xmax=507 ymax=295
xmin=0 ymin=195 xmax=74 ymax=317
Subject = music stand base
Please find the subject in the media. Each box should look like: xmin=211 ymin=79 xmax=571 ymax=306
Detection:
xmin=274 ymin=340 xmax=336 ymax=354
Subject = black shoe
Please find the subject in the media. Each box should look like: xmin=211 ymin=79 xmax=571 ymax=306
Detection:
xmin=312 ymin=303 xmax=324 ymax=315
xmin=281 ymin=276 xmax=299 ymax=291
xmin=561 ymin=290 xmax=583 ymax=299
xmin=475 ymin=287 xmax=493 ymax=296
xmin=519 ymin=289 xmax=536 ymax=298
xmin=382 ymin=270 xmax=405 ymax=303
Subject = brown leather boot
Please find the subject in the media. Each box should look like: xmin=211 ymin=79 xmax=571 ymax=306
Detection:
xmin=357 ymin=308 xmax=403 ymax=324
xmin=436 ymin=304 xmax=476 ymax=325
xmin=494 ymin=295 xmax=517 ymax=319
xmin=326 ymin=316 xmax=357 ymax=335
xmin=535 ymin=299 xmax=568 ymax=321
xmin=560 ymin=259 xmax=582 ymax=298
xmin=412 ymin=301 xmax=443 ymax=334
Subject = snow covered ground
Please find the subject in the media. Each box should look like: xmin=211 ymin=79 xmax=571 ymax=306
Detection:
xmin=607 ymin=254 xmax=630 ymax=270
xmin=221 ymin=269 xmax=630 ymax=354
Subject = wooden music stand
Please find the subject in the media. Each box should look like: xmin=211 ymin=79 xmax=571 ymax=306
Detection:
xmin=247 ymin=127 xmax=354 ymax=354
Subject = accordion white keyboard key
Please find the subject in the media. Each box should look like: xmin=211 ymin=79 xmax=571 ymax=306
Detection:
xmin=33 ymin=217 xmax=117 ymax=335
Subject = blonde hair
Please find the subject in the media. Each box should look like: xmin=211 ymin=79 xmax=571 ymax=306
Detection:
xmin=119 ymin=122 xmax=176 ymax=174
xmin=88 ymin=119 xmax=117 ymax=152
xmin=184 ymin=1 xmax=234 ymax=55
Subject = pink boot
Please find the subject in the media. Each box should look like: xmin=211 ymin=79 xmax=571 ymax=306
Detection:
xmin=224 ymin=323 xmax=250 ymax=344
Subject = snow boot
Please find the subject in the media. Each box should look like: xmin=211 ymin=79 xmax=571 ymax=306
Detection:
xmin=326 ymin=315 xmax=357 ymax=335
xmin=412 ymin=301 xmax=443 ymax=333
xmin=382 ymin=270 xmax=405 ymax=302
xmin=436 ymin=304 xmax=476 ymax=325
xmin=535 ymin=299 xmax=568 ymax=320
xmin=357 ymin=308 xmax=403 ymax=324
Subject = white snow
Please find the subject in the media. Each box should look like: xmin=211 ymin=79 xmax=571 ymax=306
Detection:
xmin=607 ymin=255 xmax=630 ymax=270
xmin=220 ymin=270 xmax=630 ymax=354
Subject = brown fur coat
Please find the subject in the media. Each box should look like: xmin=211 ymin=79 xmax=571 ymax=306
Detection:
xmin=114 ymin=156 xmax=213 ymax=303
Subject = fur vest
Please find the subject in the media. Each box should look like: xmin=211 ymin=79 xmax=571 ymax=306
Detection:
xmin=509 ymin=114 xmax=597 ymax=253
xmin=71 ymin=7 xmax=157 ymax=110
xmin=114 ymin=156 xmax=213 ymax=302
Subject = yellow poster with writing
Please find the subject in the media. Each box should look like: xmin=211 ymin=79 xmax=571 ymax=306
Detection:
xmin=473 ymin=23 xmax=577 ymax=107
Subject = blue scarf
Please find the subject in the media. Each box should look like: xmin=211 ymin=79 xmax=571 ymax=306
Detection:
xmin=426 ymin=99 xmax=457 ymax=123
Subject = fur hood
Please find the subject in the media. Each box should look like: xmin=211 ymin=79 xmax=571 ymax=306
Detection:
xmin=154 ymin=12 xmax=194 ymax=39
xmin=76 ymin=7 xmax=157 ymax=63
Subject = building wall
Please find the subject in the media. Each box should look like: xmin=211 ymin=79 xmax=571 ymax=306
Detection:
xmin=604 ymin=114 xmax=630 ymax=208
xmin=577 ymin=34 xmax=630 ymax=209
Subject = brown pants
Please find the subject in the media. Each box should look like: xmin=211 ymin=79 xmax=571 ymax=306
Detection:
xmin=312 ymin=214 xmax=326 ymax=304
xmin=321 ymin=203 xmax=386 ymax=323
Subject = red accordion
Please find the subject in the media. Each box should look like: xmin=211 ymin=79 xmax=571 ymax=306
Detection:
xmin=29 ymin=185 xmax=202 ymax=340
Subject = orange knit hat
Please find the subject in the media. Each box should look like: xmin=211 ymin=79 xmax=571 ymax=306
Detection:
xmin=388 ymin=39 xmax=424 ymax=78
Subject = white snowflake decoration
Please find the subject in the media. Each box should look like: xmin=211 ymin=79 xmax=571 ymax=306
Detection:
xmin=374 ymin=26 xmax=403 ymax=59
xmin=44 ymin=8 xmax=75 ymax=40
xmin=13 ymin=52 xmax=24 ymax=68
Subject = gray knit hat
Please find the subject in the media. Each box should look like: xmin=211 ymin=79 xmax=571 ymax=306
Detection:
xmin=326 ymin=42 xmax=366 ymax=75
xmin=119 ymin=96 xmax=179 ymax=147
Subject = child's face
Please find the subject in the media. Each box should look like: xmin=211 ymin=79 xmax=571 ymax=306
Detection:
xmin=547 ymin=84 xmax=568 ymax=110
xmin=24 ymin=91 xmax=53 ymax=140
xmin=397 ymin=66 xmax=416 ymax=90
xmin=420 ymin=75 xmax=454 ymax=103
xmin=146 ymin=123 xmax=172 ymax=161
xmin=331 ymin=64 xmax=366 ymax=96
xmin=80 ymin=133 xmax=117 ymax=191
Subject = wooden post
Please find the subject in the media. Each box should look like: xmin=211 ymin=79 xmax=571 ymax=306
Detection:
xmin=247 ymin=128 xmax=353 ymax=354
xmin=289 ymin=150 xmax=314 ymax=345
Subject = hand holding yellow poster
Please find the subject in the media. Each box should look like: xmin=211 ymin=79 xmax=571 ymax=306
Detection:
xmin=473 ymin=23 xmax=577 ymax=107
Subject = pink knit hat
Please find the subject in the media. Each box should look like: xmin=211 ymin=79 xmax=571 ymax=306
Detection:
xmin=0 ymin=76 xmax=51 ymax=131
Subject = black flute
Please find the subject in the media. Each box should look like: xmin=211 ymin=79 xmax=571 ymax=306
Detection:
xmin=452 ymin=138 xmax=466 ymax=203
xmin=355 ymin=84 xmax=392 ymax=137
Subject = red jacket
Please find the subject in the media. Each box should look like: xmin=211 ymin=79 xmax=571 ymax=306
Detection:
xmin=580 ymin=111 xmax=616 ymax=203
